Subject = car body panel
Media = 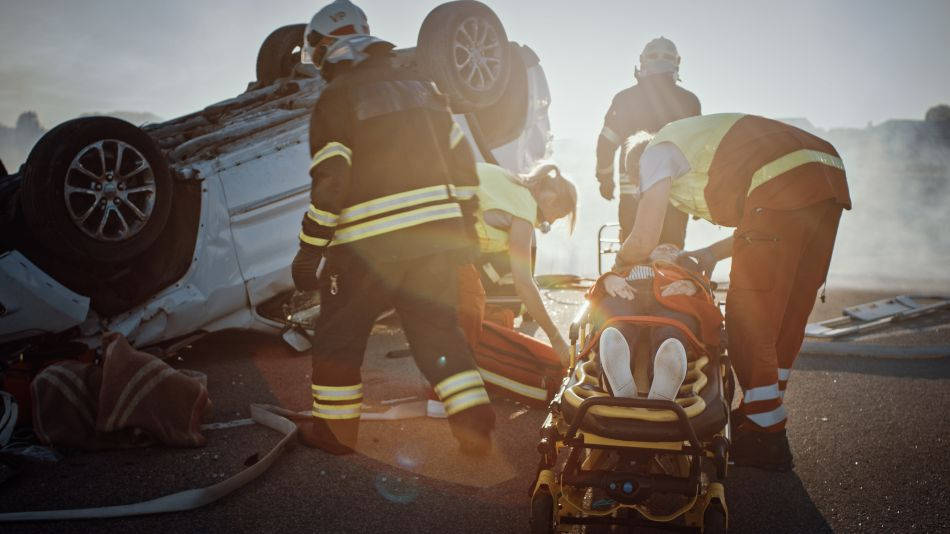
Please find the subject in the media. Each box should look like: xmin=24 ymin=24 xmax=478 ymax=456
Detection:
xmin=3 ymin=54 xmax=553 ymax=353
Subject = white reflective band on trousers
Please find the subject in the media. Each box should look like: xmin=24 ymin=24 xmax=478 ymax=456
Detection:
xmin=442 ymin=387 xmax=491 ymax=416
xmin=742 ymin=383 xmax=781 ymax=403
xmin=311 ymin=383 xmax=363 ymax=401
xmin=434 ymin=370 xmax=485 ymax=400
xmin=778 ymin=368 xmax=791 ymax=381
xmin=477 ymin=367 xmax=547 ymax=401
xmin=312 ymin=401 xmax=362 ymax=420
xmin=746 ymin=405 xmax=788 ymax=428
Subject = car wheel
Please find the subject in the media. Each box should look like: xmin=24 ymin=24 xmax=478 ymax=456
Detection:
xmin=703 ymin=501 xmax=728 ymax=533
xmin=529 ymin=491 xmax=556 ymax=534
xmin=19 ymin=116 xmax=173 ymax=265
xmin=417 ymin=1 xmax=511 ymax=113
xmin=256 ymin=24 xmax=306 ymax=86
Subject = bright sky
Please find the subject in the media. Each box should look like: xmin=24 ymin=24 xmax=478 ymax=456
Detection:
xmin=2 ymin=0 xmax=949 ymax=136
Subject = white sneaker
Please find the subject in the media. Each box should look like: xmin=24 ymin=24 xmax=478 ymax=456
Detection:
xmin=648 ymin=338 xmax=688 ymax=401
xmin=599 ymin=327 xmax=637 ymax=398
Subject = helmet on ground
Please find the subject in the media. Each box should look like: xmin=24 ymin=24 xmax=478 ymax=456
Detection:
xmin=636 ymin=36 xmax=681 ymax=81
xmin=302 ymin=0 xmax=370 ymax=66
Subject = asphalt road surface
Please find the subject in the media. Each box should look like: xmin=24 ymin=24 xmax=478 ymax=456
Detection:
xmin=1 ymin=287 xmax=948 ymax=533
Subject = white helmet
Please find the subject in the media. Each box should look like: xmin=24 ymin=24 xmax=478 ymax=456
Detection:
xmin=636 ymin=36 xmax=681 ymax=80
xmin=320 ymin=34 xmax=394 ymax=70
xmin=302 ymin=0 xmax=370 ymax=66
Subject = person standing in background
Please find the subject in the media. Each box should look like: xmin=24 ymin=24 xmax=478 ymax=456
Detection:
xmin=595 ymin=37 xmax=701 ymax=247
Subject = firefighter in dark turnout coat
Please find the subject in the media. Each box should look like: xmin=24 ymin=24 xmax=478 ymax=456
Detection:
xmin=291 ymin=34 xmax=494 ymax=455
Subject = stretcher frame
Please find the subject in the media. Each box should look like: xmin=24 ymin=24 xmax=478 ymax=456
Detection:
xmin=529 ymin=300 xmax=733 ymax=533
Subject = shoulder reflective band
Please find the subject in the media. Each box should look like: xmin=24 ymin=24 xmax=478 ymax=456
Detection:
xmin=312 ymin=401 xmax=362 ymax=420
xmin=312 ymin=383 xmax=363 ymax=402
xmin=450 ymin=122 xmax=465 ymax=149
xmin=442 ymin=387 xmax=491 ymax=416
xmin=745 ymin=404 xmax=787 ymax=428
xmin=340 ymin=185 xmax=451 ymax=223
xmin=298 ymin=231 xmax=329 ymax=247
xmin=477 ymin=367 xmax=547 ymax=401
xmin=330 ymin=203 xmax=462 ymax=245
xmin=434 ymin=369 xmax=485 ymax=400
xmin=596 ymin=165 xmax=613 ymax=176
xmin=310 ymin=141 xmax=353 ymax=171
xmin=450 ymin=184 xmax=478 ymax=200
xmin=748 ymin=149 xmax=844 ymax=194
xmin=600 ymin=126 xmax=621 ymax=146
xmin=307 ymin=204 xmax=340 ymax=227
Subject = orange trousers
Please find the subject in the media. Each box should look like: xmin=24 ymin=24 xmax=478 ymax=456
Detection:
xmin=726 ymin=199 xmax=843 ymax=431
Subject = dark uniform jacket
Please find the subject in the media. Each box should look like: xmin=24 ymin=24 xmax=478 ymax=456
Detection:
xmin=596 ymin=76 xmax=701 ymax=191
xmin=300 ymin=54 xmax=479 ymax=265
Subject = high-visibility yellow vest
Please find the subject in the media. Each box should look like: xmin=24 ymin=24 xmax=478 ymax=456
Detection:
xmin=474 ymin=162 xmax=539 ymax=254
xmin=647 ymin=113 xmax=845 ymax=222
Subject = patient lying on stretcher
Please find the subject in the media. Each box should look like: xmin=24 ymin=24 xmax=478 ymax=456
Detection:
xmin=590 ymin=244 xmax=722 ymax=402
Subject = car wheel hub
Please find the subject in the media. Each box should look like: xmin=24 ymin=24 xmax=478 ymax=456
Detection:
xmin=453 ymin=16 xmax=503 ymax=92
xmin=64 ymin=139 xmax=157 ymax=242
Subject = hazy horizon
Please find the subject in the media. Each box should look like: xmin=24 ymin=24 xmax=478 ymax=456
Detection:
xmin=2 ymin=0 xmax=949 ymax=132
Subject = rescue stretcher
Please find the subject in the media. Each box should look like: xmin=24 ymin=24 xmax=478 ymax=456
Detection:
xmin=529 ymin=242 xmax=736 ymax=532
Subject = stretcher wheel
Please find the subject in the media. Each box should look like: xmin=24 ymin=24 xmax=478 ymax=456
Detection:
xmin=703 ymin=501 xmax=728 ymax=533
xmin=528 ymin=491 xmax=555 ymax=534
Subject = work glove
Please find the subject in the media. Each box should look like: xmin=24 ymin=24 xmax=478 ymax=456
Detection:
xmin=291 ymin=247 xmax=323 ymax=292
xmin=602 ymin=273 xmax=635 ymax=301
xmin=598 ymin=180 xmax=615 ymax=201
xmin=680 ymin=248 xmax=718 ymax=279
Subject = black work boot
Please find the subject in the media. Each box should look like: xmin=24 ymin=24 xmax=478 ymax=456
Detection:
xmin=448 ymin=404 xmax=496 ymax=456
xmin=730 ymin=422 xmax=794 ymax=472
xmin=298 ymin=417 xmax=358 ymax=455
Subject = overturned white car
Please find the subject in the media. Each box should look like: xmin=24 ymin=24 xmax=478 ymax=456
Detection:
xmin=0 ymin=1 xmax=552 ymax=356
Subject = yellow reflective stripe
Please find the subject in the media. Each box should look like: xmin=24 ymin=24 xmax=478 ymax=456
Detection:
xmin=481 ymin=263 xmax=502 ymax=284
xmin=340 ymin=185 xmax=450 ymax=223
xmin=596 ymin=165 xmax=613 ymax=175
xmin=312 ymin=383 xmax=363 ymax=401
xmin=299 ymin=231 xmax=329 ymax=247
xmin=748 ymin=149 xmax=844 ymax=194
xmin=477 ymin=367 xmax=547 ymax=401
xmin=312 ymin=401 xmax=362 ymax=420
xmin=450 ymin=122 xmax=465 ymax=148
xmin=450 ymin=185 xmax=478 ymax=200
xmin=434 ymin=369 xmax=485 ymax=400
xmin=330 ymin=203 xmax=462 ymax=246
xmin=310 ymin=142 xmax=352 ymax=170
xmin=443 ymin=387 xmax=491 ymax=416
xmin=307 ymin=205 xmax=339 ymax=227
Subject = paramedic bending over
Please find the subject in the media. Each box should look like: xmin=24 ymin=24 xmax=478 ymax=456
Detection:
xmin=602 ymin=114 xmax=851 ymax=472
xmin=472 ymin=162 xmax=578 ymax=365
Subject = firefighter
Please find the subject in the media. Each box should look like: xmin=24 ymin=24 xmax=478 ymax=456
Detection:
xmin=463 ymin=162 xmax=577 ymax=365
xmin=595 ymin=37 xmax=701 ymax=247
xmin=291 ymin=33 xmax=494 ymax=456
xmin=603 ymin=113 xmax=851 ymax=471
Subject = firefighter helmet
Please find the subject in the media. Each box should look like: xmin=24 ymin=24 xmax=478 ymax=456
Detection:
xmin=636 ymin=36 xmax=681 ymax=80
xmin=302 ymin=0 xmax=371 ymax=66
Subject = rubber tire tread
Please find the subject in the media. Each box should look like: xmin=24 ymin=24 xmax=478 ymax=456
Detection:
xmin=529 ymin=491 xmax=556 ymax=534
xmin=416 ymin=1 xmax=511 ymax=113
xmin=19 ymin=116 xmax=173 ymax=264
xmin=256 ymin=24 xmax=306 ymax=86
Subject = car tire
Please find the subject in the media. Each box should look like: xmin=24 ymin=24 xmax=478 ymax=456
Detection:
xmin=19 ymin=116 xmax=173 ymax=265
xmin=417 ymin=1 xmax=511 ymax=113
xmin=256 ymin=24 xmax=307 ymax=87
